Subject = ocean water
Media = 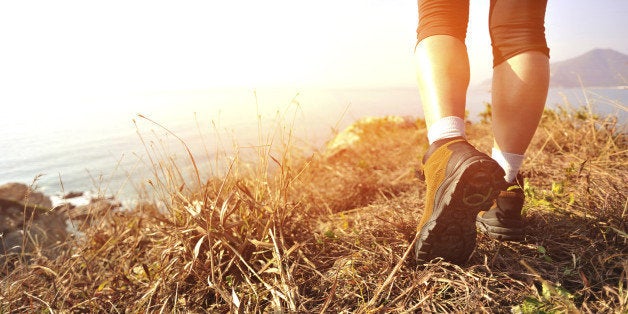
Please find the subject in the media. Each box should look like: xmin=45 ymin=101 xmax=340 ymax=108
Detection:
xmin=1 ymin=86 xmax=625 ymax=204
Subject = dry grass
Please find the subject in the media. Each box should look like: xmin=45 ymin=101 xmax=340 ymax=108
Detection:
xmin=1 ymin=102 xmax=626 ymax=313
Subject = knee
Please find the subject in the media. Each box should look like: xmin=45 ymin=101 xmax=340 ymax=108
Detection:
xmin=490 ymin=22 xmax=550 ymax=67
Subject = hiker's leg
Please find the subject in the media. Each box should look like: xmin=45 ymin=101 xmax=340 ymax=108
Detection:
xmin=492 ymin=52 xmax=549 ymax=154
xmin=415 ymin=0 xmax=470 ymax=133
xmin=489 ymin=0 xmax=550 ymax=181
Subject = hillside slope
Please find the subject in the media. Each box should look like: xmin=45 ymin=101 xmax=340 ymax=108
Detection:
xmin=550 ymin=48 xmax=628 ymax=87
xmin=478 ymin=48 xmax=628 ymax=89
xmin=1 ymin=107 xmax=626 ymax=312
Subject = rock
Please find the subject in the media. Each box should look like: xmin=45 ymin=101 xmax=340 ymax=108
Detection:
xmin=65 ymin=197 xmax=121 ymax=222
xmin=0 ymin=183 xmax=68 ymax=263
xmin=1 ymin=183 xmax=125 ymax=269
xmin=62 ymin=191 xmax=84 ymax=199
xmin=1 ymin=230 xmax=23 ymax=256
xmin=0 ymin=182 xmax=52 ymax=209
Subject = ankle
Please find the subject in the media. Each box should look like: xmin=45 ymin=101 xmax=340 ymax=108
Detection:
xmin=427 ymin=116 xmax=466 ymax=144
xmin=492 ymin=148 xmax=524 ymax=183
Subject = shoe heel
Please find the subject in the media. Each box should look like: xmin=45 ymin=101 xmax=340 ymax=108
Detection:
xmin=461 ymin=160 xmax=503 ymax=209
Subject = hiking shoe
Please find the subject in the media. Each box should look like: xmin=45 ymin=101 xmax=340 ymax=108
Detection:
xmin=414 ymin=137 xmax=505 ymax=264
xmin=476 ymin=179 xmax=525 ymax=241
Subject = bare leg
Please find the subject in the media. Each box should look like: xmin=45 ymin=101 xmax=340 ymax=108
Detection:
xmin=492 ymin=51 xmax=549 ymax=154
xmin=414 ymin=35 xmax=470 ymax=128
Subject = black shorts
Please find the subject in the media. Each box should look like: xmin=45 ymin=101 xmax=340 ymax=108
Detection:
xmin=417 ymin=0 xmax=550 ymax=67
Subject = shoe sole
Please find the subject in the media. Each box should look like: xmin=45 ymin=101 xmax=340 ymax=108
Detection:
xmin=415 ymin=157 xmax=504 ymax=264
xmin=476 ymin=219 xmax=524 ymax=241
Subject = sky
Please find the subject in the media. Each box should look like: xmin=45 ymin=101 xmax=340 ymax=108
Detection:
xmin=0 ymin=0 xmax=627 ymax=111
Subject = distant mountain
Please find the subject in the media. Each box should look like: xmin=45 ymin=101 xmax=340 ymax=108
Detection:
xmin=477 ymin=48 xmax=628 ymax=89
xmin=551 ymin=48 xmax=628 ymax=87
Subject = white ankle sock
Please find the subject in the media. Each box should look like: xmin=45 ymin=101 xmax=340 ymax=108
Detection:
xmin=427 ymin=116 xmax=466 ymax=144
xmin=492 ymin=147 xmax=524 ymax=183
